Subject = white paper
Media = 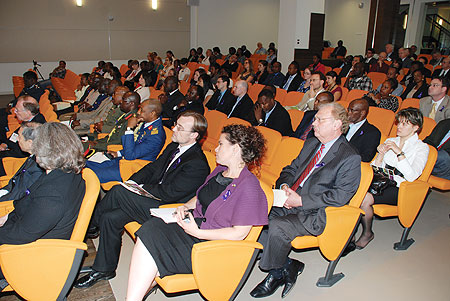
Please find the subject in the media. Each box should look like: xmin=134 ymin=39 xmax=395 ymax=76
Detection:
xmin=120 ymin=182 xmax=160 ymax=200
xmin=8 ymin=133 xmax=18 ymax=143
xmin=272 ymin=189 xmax=288 ymax=207
xmin=88 ymin=152 xmax=110 ymax=163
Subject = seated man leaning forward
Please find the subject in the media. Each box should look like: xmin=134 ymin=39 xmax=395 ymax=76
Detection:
xmin=86 ymin=99 xmax=166 ymax=183
xmin=74 ymin=111 xmax=211 ymax=289
xmin=250 ymin=103 xmax=361 ymax=298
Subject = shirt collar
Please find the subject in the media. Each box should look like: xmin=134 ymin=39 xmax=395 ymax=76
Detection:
xmin=169 ymin=89 xmax=179 ymax=96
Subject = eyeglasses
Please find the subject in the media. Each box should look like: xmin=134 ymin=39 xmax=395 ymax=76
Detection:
xmin=430 ymin=83 xmax=442 ymax=87
xmin=173 ymin=123 xmax=194 ymax=132
xmin=313 ymin=116 xmax=334 ymax=123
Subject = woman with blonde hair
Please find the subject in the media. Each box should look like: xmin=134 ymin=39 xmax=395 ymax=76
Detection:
xmin=237 ymin=59 xmax=255 ymax=83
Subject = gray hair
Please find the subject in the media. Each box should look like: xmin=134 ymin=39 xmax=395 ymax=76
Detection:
xmin=32 ymin=122 xmax=85 ymax=173
xmin=320 ymin=102 xmax=350 ymax=134
xmin=21 ymin=122 xmax=42 ymax=141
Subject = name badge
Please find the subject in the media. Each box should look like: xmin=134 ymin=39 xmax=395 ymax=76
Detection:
xmin=9 ymin=133 xmax=18 ymax=143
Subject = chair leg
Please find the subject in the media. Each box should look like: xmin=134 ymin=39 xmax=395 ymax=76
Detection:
xmin=393 ymin=227 xmax=414 ymax=251
xmin=229 ymin=249 xmax=260 ymax=301
xmin=57 ymin=249 xmax=85 ymax=300
xmin=316 ymin=259 xmax=344 ymax=287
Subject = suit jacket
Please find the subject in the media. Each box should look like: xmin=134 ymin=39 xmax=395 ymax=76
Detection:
xmin=172 ymin=100 xmax=205 ymax=124
xmin=424 ymin=118 xmax=450 ymax=155
xmin=420 ymin=95 xmax=450 ymax=123
xmin=228 ymin=94 xmax=254 ymax=121
xmin=432 ymin=68 xmax=450 ymax=81
xmin=206 ymin=89 xmax=235 ymax=115
xmin=281 ymin=73 xmax=303 ymax=92
xmin=263 ymin=72 xmax=286 ymax=88
xmin=339 ymin=64 xmax=352 ymax=78
xmin=162 ymin=90 xmax=185 ymax=127
xmin=348 ymin=120 xmax=381 ymax=162
xmin=0 ymin=113 xmax=46 ymax=159
xmin=400 ymin=57 xmax=413 ymax=69
xmin=130 ymin=142 xmax=210 ymax=204
xmin=94 ymin=110 xmax=137 ymax=152
xmin=250 ymin=101 xmax=293 ymax=136
xmin=275 ymin=136 xmax=361 ymax=235
xmin=121 ymin=117 xmax=166 ymax=161
xmin=401 ymin=82 xmax=429 ymax=100
xmin=0 ymin=155 xmax=44 ymax=202
xmin=291 ymin=110 xmax=317 ymax=140
xmin=0 ymin=169 xmax=85 ymax=245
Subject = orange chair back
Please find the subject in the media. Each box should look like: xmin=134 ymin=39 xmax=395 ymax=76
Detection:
xmin=340 ymin=87 xmax=349 ymax=102
xmin=275 ymin=88 xmax=287 ymax=104
xmin=119 ymin=64 xmax=128 ymax=76
xmin=203 ymin=150 xmax=217 ymax=171
xmin=418 ymin=145 xmax=438 ymax=182
xmin=248 ymin=83 xmax=264 ymax=103
xmin=187 ymin=62 xmax=198 ymax=73
xmin=333 ymin=67 xmax=342 ymax=74
xmin=287 ymin=109 xmax=304 ymax=130
xmin=367 ymin=72 xmax=386 ymax=89
xmin=367 ymin=106 xmax=395 ymax=136
xmin=283 ymin=91 xmax=303 ymax=106
xmin=400 ymin=98 xmax=420 ymax=110
xmin=349 ymin=163 xmax=373 ymax=207
xmin=346 ymin=89 xmax=367 ymax=102
xmin=179 ymin=80 xmax=190 ymax=95
xmin=216 ymin=59 xmax=225 ymax=66
xmin=223 ymin=117 xmax=251 ymax=127
xmin=203 ymin=110 xmax=227 ymax=151
xmin=255 ymin=126 xmax=282 ymax=169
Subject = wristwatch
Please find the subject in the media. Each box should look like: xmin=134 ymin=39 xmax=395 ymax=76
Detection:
xmin=397 ymin=151 xmax=405 ymax=158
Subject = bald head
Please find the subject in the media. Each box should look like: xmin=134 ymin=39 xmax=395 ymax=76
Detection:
xmin=314 ymin=91 xmax=334 ymax=110
xmin=141 ymin=99 xmax=162 ymax=119
xmin=347 ymin=98 xmax=369 ymax=124
xmin=120 ymin=91 xmax=140 ymax=113
xmin=15 ymin=95 xmax=39 ymax=121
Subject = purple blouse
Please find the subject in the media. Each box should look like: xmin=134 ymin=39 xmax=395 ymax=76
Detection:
xmin=193 ymin=165 xmax=268 ymax=230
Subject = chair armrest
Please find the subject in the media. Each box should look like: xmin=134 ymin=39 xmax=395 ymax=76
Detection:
xmin=119 ymin=159 xmax=151 ymax=181
xmin=317 ymin=206 xmax=364 ymax=261
xmin=97 ymin=133 xmax=108 ymax=139
xmin=0 ymin=239 xmax=87 ymax=300
xmin=107 ymin=144 xmax=123 ymax=152
xmin=0 ymin=200 xmax=14 ymax=217
xmin=397 ymin=180 xmax=430 ymax=228
xmin=191 ymin=240 xmax=262 ymax=300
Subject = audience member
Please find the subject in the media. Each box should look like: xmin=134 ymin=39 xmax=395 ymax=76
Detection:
xmin=344 ymin=62 xmax=373 ymax=91
xmin=309 ymin=54 xmax=326 ymax=74
xmin=229 ymin=80 xmax=254 ymax=120
xmin=188 ymin=48 xmax=198 ymax=63
xmin=400 ymin=61 xmax=425 ymax=87
xmin=266 ymin=48 xmax=277 ymax=64
xmin=430 ymin=49 xmax=443 ymax=68
xmin=410 ymin=45 xmax=418 ymax=59
xmin=364 ymin=48 xmax=377 ymax=71
xmin=385 ymin=43 xmax=398 ymax=61
xmin=172 ymin=85 xmax=205 ymax=121
xmin=364 ymin=78 xmax=400 ymax=112
xmin=16 ymin=71 xmax=45 ymax=106
xmin=255 ymin=60 xmax=269 ymax=84
xmin=209 ymin=62 xmax=221 ymax=85
xmin=369 ymin=51 xmax=389 ymax=73
xmin=376 ymin=66 xmax=404 ymax=96
xmin=291 ymin=91 xmax=334 ymax=140
xmin=74 ymin=111 xmax=210 ymax=289
xmin=125 ymin=124 xmax=268 ymax=300
xmin=263 ymin=62 xmax=285 ymax=88
xmin=134 ymin=72 xmax=152 ymax=102
xmin=254 ymin=42 xmax=268 ymax=55
xmin=75 ymin=73 xmax=91 ymax=102
xmin=432 ymin=56 xmax=450 ymax=80
xmin=330 ymin=40 xmax=347 ymax=58
xmin=201 ymin=49 xmax=214 ymax=65
xmin=398 ymin=48 xmax=412 ymax=69
xmin=250 ymin=103 xmax=361 ymax=298
xmin=221 ymin=54 xmax=239 ymax=73
xmin=92 ymin=86 xmax=129 ymax=135
xmin=206 ymin=76 xmax=235 ymax=115
xmin=340 ymin=55 xmax=363 ymax=78
xmin=237 ymin=59 xmax=255 ymax=83
xmin=297 ymin=67 xmax=312 ymax=93
xmin=159 ymin=76 xmax=185 ymax=127
xmin=49 ymin=60 xmax=67 ymax=79
xmin=198 ymin=74 xmax=214 ymax=105
xmin=178 ymin=58 xmax=191 ymax=82
xmin=356 ymin=108 xmax=429 ymax=249
xmin=419 ymin=76 xmax=450 ymax=123
xmin=423 ymin=118 xmax=450 ymax=179
xmin=325 ymin=71 xmax=342 ymax=101
xmin=400 ymin=69 xmax=429 ymax=100
xmin=86 ymin=100 xmax=165 ymax=183
xmin=190 ymin=68 xmax=206 ymax=86
xmin=295 ymin=71 xmax=326 ymax=111
xmin=346 ymin=98 xmax=381 ymax=162
xmin=281 ymin=61 xmax=302 ymax=92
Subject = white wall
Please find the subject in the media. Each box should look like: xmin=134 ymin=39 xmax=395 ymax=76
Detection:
xmin=324 ymin=0 xmax=371 ymax=55
xmin=295 ymin=0 xmax=325 ymax=49
xmin=195 ymin=0 xmax=279 ymax=52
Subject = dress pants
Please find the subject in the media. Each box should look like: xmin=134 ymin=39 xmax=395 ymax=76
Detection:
xmin=85 ymin=159 xmax=121 ymax=183
xmin=259 ymin=207 xmax=312 ymax=271
xmin=91 ymin=185 xmax=160 ymax=272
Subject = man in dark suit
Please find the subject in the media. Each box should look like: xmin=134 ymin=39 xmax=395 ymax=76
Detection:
xmin=424 ymin=118 xmax=450 ymax=179
xmin=264 ymin=62 xmax=286 ymax=88
xmin=364 ymin=48 xmax=377 ymax=72
xmin=250 ymin=89 xmax=292 ymax=136
xmin=0 ymin=95 xmax=46 ymax=164
xmin=281 ymin=61 xmax=302 ymax=92
xmin=339 ymin=55 xmax=362 ymax=79
xmin=250 ymin=103 xmax=361 ymax=298
xmin=432 ymin=57 xmax=450 ymax=80
xmin=159 ymin=76 xmax=185 ymax=128
xmin=74 ymin=111 xmax=210 ymax=288
xmin=206 ymin=75 xmax=235 ymax=115
xmin=172 ymin=85 xmax=205 ymax=123
xmin=399 ymin=47 xmax=412 ymax=69
xmin=346 ymin=98 xmax=381 ymax=162
xmin=228 ymin=80 xmax=254 ymax=120
xmin=291 ymin=91 xmax=334 ymax=140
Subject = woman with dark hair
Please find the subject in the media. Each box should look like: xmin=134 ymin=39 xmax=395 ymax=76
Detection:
xmin=198 ymin=73 xmax=214 ymax=105
xmin=325 ymin=71 xmax=342 ymax=101
xmin=135 ymin=71 xmax=152 ymax=102
xmin=190 ymin=68 xmax=206 ymax=86
xmin=355 ymin=108 xmax=429 ymax=249
xmin=126 ymin=125 xmax=268 ymax=300
xmin=364 ymin=78 xmax=399 ymax=112
xmin=188 ymin=48 xmax=198 ymax=62
xmin=297 ymin=67 xmax=312 ymax=93
xmin=266 ymin=48 xmax=277 ymax=64
xmin=309 ymin=54 xmax=326 ymax=74
xmin=255 ymin=60 xmax=269 ymax=84
xmin=237 ymin=59 xmax=255 ymax=83
xmin=0 ymin=122 xmax=86 ymax=287
xmin=400 ymin=69 xmax=429 ymax=99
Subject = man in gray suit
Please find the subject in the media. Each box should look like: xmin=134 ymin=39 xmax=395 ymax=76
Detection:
xmin=250 ymin=103 xmax=361 ymax=299
xmin=419 ymin=76 xmax=450 ymax=123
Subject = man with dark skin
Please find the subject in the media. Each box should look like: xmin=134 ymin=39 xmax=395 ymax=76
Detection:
xmin=251 ymin=89 xmax=292 ymax=136
xmin=93 ymin=86 xmax=129 ymax=134
xmin=158 ymin=76 xmax=185 ymax=128
xmin=344 ymin=62 xmax=373 ymax=91
xmin=172 ymin=85 xmax=205 ymax=122
xmin=374 ymin=66 xmax=403 ymax=96
xmin=346 ymin=98 xmax=381 ymax=162
xmin=339 ymin=55 xmax=362 ymax=78
xmin=264 ymin=62 xmax=285 ymax=88
xmin=281 ymin=61 xmax=302 ymax=92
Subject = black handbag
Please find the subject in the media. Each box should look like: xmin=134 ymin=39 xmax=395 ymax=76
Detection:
xmin=369 ymin=166 xmax=397 ymax=196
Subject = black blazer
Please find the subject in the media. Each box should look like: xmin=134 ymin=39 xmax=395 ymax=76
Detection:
xmin=0 ymin=169 xmax=85 ymax=245
xmin=171 ymin=100 xmax=205 ymax=124
xmin=424 ymin=118 xmax=450 ymax=155
xmin=263 ymin=72 xmax=286 ymax=88
xmin=400 ymin=82 xmax=429 ymax=99
xmin=432 ymin=68 xmax=450 ymax=81
xmin=339 ymin=65 xmax=352 ymax=79
xmin=130 ymin=142 xmax=210 ymax=204
xmin=0 ymin=113 xmax=46 ymax=159
xmin=162 ymin=90 xmax=185 ymax=127
xmin=228 ymin=94 xmax=254 ymax=121
xmin=281 ymin=73 xmax=303 ymax=92
xmin=0 ymin=156 xmax=44 ymax=202
xmin=291 ymin=110 xmax=317 ymax=140
xmin=250 ymin=101 xmax=293 ymax=136
xmin=206 ymin=89 xmax=235 ymax=115
xmin=348 ymin=120 xmax=381 ymax=162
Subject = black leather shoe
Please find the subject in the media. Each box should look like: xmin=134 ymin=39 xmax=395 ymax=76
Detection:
xmin=250 ymin=274 xmax=285 ymax=298
xmin=86 ymin=226 xmax=100 ymax=239
xmin=74 ymin=270 xmax=116 ymax=288
xmin=281 ymin=259 xmax=304 ymax=298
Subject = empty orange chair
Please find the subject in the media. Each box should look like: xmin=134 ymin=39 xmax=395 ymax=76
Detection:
xmin=366 ymin=106 xmax=395 ymax=137
xmin=399 ymin=98 xmax=420 ymax=110
xmin=339 ymin=87 xmax=349 ymax=102
xmin=179 ymin=80 xmax=190 ymax=95
xmin=255 ymin=126 xmax=282 ymax=172
xmin=346 ymin=89 xmax=367 ymax=102
xmin=248 ymin=83 xmax=265 ymax=103
xmin=283 ymin=92 xmax=304 ymax=107
xmin=275 ymin=88 xmax=287 ymax=104
xmin=202 ymin=110 xmax=227 ymax=152
xmin=367 ymin=72 xmax=387 ymax=89
xmin=287 ymin=109 xmax=304 ymax=130
xmin=223 ymin=117 xmax=251 ymax=127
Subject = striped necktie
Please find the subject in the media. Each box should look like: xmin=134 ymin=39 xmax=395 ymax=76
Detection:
xmin=291 ymin=144 xmax=325 ymax=191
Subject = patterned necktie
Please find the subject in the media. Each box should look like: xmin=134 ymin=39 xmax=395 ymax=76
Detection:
xmin=291 ymin=144 xmax=325 ymax=191
xmin=429 ymin=103 xmax=437 ymax=120
xmin=159 ymin=148 xmax=181 ymax=184
xmin=218 ymin=92 xmax=225 ymax=106
xmin=300 ymin=121 xmax=314 ymax=140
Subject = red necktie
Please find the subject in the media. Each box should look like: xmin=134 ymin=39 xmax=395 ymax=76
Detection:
xmin=438 ymin=135 xmax=450 ymax=150
xmin=300 ymin=122 xmax=314 ymax=140
xmin=291 ymin=144 xmax=325 ymax=191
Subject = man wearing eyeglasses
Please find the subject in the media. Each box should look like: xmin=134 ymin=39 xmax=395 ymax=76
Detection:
xmin=75 ymin=111 xmax=210 ymax=289
xmin=419 ymin=76 xmax=450 ymax=123
xmin=251 ymin=103 xmax=361 ymax=298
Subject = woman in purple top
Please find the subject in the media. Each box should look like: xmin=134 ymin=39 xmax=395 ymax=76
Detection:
xmin=126 ymin=124 xmax=268 ymax=300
